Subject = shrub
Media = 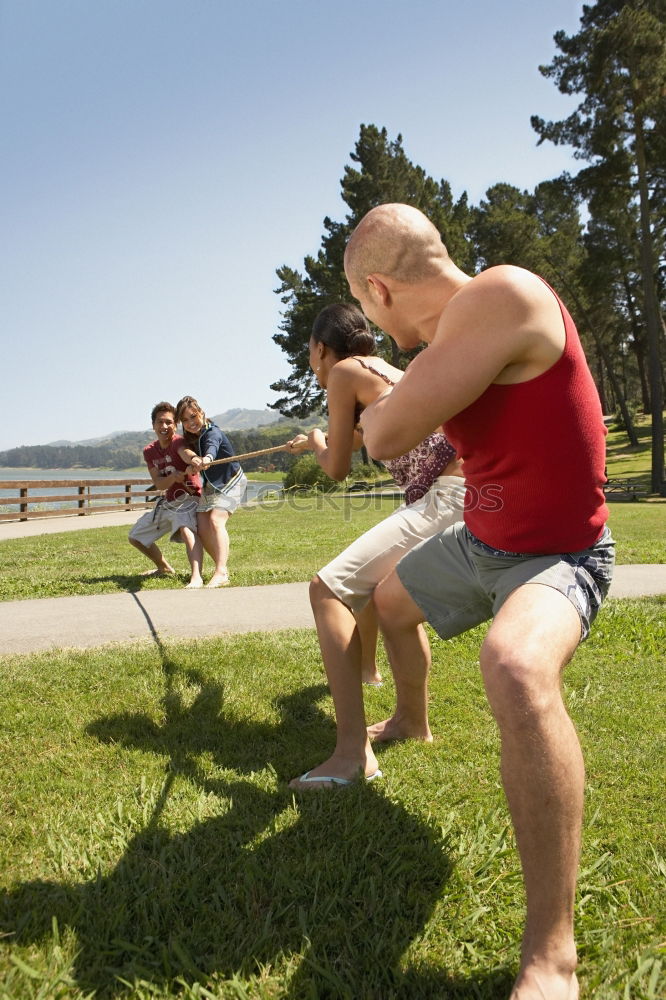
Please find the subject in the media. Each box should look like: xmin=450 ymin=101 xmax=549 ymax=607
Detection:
xmin=283 ymin=454 xmax=338 ymax=492
xmin=349 ymin=462 xmax=386 ymax=481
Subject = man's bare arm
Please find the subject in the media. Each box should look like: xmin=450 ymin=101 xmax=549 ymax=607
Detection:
xmin=361 ymin=268 xmax=564 ymax=460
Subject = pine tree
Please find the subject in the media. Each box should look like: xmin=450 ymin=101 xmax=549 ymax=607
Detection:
xmin=270 ymin=125 xmax=471 ymax=416
xmin=532 ymin=0 xmax=665 ymax=490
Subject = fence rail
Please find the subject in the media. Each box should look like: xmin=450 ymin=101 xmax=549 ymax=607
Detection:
xmin=0 ymin=479 xmax=155 ymax=522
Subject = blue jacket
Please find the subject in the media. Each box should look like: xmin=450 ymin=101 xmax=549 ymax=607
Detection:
xmin=197 ymin=421 xmax=242 ymax=490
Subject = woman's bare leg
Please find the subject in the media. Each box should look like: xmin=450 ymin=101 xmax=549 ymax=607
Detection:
xmin=197 ymin=509 xmax=230 ymax=587
xmin=289 ymin=576 xmax=378 ymax=789
xmin=354 ymin=602 xmax=382 ymax=685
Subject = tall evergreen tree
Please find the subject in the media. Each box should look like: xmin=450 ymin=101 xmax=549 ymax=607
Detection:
xmin=469 ymin=176 xmax=639 ymax=441
xmin=531 ymin=0 xmax=665 ymax=489
xmin=270 ymin=125 xmax=471 ymax=416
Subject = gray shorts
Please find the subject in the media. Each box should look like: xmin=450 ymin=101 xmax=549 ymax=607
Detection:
xmin=129 ymin=496 xmax=199 ymax=546
xmin=197 ymin=471 xmax=247 ymax=514
xmin=397 ymin=522 xmax=615 ymax=642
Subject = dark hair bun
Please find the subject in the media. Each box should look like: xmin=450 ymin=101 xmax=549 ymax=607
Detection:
xmin=347 ymin=328 xmax=375 ymax=356
xmin=312 ymin=303 xmax=375 ymax=358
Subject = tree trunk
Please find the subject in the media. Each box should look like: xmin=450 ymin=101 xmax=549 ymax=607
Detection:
xmin=634 ymin=113 xmax=664 ymax=493
xmin=597 ymin=336 xmax=639 ymax=446
xmin=622 ymin=276 xmax=651 ymax=412
xmin=596 ymin=355 xmax=608 ymax=414
xmin=545 ymin=259 xmax=640 ymax=447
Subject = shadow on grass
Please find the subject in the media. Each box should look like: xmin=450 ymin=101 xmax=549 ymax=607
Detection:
xmin=82 ymin=572 xmax=189 ymax=593
xmin=0 ymin=605 xmax=514 ymax=998
xmin=0 ymin=782 xmax=512 ymax=999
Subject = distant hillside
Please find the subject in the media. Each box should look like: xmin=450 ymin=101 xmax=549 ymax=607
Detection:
xmin=47 ymin=430 xmax=143 ymax=447
xmin=41 ymin=409 xmax=281 ymax=448
xmin=0 ymin=409 xmax=324 ymax=470
xmin=212 ymin=408 xmax=281 ymax=431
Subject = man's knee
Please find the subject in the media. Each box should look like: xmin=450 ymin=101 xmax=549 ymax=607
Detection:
xmin=480 ymin=632 xmax=564 ymax=725
xmin=480 ymin=586 xmax=581 ymax=722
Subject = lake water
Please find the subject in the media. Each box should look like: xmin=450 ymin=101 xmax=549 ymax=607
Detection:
xmin=0 ymin=469 xmax=282 ymax=513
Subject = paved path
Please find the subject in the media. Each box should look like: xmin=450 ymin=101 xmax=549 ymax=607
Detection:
xmin=0 ymin=511 xmax=664 ymax=656
xmin=0 ymin=508 xmax=160 ymax=539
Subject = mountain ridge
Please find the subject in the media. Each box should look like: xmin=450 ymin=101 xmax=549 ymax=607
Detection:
xmin=44 ymin=408 xmax=282 ymax=448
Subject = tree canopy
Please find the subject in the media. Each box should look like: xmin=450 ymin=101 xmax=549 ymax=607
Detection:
xmin=532 ymin=0 xmax=665 ymax=488
xmin=270 ymin=125 xmax=471 ymax=417
xmin=271 ymin=1 xmax=665 ymax=491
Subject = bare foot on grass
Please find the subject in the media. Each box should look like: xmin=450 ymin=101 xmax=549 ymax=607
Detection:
xmin=367 ymin=714 xmax=433 ymax=743
xmin=140 ymin=565 xmax=175 ymax=577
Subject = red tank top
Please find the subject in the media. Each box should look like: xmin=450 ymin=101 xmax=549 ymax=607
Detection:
xmin=444 ymin=282 xmax=608 ymax=553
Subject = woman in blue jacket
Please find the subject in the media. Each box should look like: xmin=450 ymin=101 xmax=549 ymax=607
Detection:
xmin=175 ymin=396 xmax=247 ymax=588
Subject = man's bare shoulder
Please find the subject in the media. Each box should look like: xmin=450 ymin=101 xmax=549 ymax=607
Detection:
xmin=452 ymin=265 xmax=546 ymax=310
xmin=433 ymin=265 xmax=564 ymax=380
xmin=443 ymin=265 xmax=559 ymax=333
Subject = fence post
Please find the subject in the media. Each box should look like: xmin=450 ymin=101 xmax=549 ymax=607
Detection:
xmin=77 ymin=485 xmax=86 ymax=516
xmin=125 ymin=482 xmax=131 ymax=507
xmin=20 ymin=486 xmax=28 ymax=522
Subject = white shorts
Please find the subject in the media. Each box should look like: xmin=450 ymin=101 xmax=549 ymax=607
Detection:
xmin=317 ymin=475 xmax=467 ymax=614
xmin=197 ymin=471 xmax=248 ymax=514
xmin=129 ymin=496 xmax=199 ymax=546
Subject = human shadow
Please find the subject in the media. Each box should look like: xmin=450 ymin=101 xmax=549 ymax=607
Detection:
xmin=1 ymin=669 xmax=460 ymax=996
xmin=82 ymin=572 xmax=188 ymax=593
xmin=85 ymin=592 xmax=337 ymax=783
xmin=0 ymin=614 xmax=510 ymax=997
xmin=2 ymin=776 xmax=466 ymax=998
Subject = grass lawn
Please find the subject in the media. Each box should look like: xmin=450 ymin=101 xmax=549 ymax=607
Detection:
xmin=0 ymin=598 xmax=664 ymax=999
xmin=0 ymin=496 xmax=664 ymax=603
xmin=605 ymin=416 xmax=658 ymax=486
xmin=0 ymin=422 xmax=664 ymax=996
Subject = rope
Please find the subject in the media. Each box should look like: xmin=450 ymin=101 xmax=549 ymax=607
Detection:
xmin=207 ymin=442 xmax=292 ymax=467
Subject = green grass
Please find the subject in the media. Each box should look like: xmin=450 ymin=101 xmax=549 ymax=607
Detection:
xmin=0 ymin=598 xmax=664 ymax=999
xmin=605 ymin=413 xmax=662 ymax=487
xmin=0 ymin=497 xmax=403 ymax=602
xmin=0 ymin=496 xmax=664 ymax=603
xmin=605 ymin=504 xmax=666 ymax=564
xmin=245 ymin=471 xmax=286 ymax=482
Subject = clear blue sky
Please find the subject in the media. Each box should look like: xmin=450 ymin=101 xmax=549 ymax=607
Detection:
xmin=1 ymin=0 xmax=584 ymax=452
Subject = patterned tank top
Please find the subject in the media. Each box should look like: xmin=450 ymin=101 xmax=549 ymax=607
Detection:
xmin=353 ymin=358 xmax=456 ymax=504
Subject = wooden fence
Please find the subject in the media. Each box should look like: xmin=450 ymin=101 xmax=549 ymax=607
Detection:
xmin=0 ymin=479 xmax=155 ymax=522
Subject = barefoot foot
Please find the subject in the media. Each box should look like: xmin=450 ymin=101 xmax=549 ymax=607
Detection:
xmin=206 ymin=572 xmax=229 ymax=589
xmin=185 ymin=578 xmax=204 ymax=589
xmin=140 ymin=565 xmax=175 ymax=577
xmin=367 ymin=715 xmax=432 ymax=743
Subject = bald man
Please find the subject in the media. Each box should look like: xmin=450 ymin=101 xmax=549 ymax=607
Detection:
xmin=346 ymin=204 xmax=613 ymax=1000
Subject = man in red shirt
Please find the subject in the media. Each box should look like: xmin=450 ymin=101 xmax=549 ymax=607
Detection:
xmin=346 ymin=204 xmax=613 ymax=1000
xmin=128 ymin=402 xmax=204 ymax=588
